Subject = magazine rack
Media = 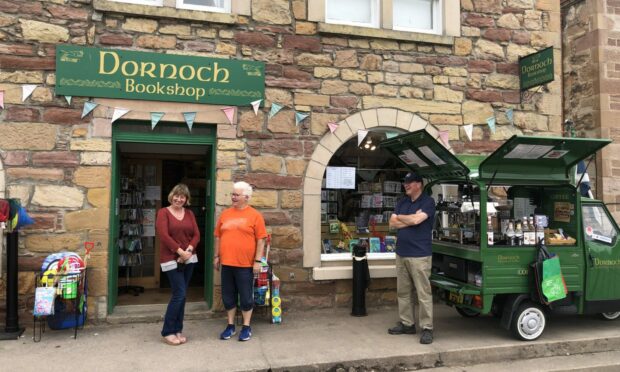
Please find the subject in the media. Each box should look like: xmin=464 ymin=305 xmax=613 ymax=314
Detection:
xmin=33 ymin=270 xmax=87 ymax=342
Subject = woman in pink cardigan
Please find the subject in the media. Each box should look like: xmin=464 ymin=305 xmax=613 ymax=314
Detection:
xmin=156 ymin=183 xmax=200 ymax=346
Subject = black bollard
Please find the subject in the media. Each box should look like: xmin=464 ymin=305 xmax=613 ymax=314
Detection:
xmin=0 ymin=230 xmax=25 ymax=340
xmin=351 ymin=244 xmax=370 ymax=317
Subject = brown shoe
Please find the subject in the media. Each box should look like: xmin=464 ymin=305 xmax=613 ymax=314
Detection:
xmin=163 ymin=334 xmax=181 ymax=346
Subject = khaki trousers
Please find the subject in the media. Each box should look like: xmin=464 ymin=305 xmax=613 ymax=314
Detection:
xmin=396 ymin=255 xmax=433 ymax=330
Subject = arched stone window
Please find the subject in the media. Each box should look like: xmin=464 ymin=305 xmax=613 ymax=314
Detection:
xmin=302 ymin=108 xmax=446 ymax=280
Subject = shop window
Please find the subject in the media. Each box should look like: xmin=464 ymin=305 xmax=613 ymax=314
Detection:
xmin=111 ymin=0 xmax=163 ymax=5
xmin=176 ymin=0 xmax=231 ymax=12
xmin=320 ymin=0 xmax=445 ymax=36
xmin=321 ymin=129 xmax=408 ymax=258
xmin=326 ymin=0 xmax=380 ymax=28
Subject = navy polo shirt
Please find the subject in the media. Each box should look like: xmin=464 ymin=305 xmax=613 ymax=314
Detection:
xmin=394 ymin=192 xmax=436 ymax=257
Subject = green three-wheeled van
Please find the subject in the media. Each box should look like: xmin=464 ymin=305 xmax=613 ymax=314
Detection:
xmin=382 ymin=130 xmax=619 ymax=340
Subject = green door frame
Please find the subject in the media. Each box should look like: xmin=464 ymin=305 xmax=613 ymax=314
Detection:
xmin=108 ymin=122 xmax=217 ymax=314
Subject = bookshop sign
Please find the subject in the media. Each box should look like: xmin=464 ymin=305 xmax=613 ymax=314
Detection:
xmin=519 ymin=47 xmax=554 ymax=90
xmin=55 ymin=45 xmax=264 ymax=106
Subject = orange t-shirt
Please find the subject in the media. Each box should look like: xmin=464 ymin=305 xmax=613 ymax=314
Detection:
xmin=214 ymin=206 xmax=267 ymax=268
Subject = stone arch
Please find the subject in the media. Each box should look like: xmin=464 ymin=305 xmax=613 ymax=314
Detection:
xmin=303 ymin=108 xmax=448 ymax=269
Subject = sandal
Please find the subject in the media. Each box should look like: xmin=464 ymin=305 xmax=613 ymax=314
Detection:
xmin=163 ymin=334 xmax=181 ymax=346
xmin=176 ymin=333 xmax=187 ymax=344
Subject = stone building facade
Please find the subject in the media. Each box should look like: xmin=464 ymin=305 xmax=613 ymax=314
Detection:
xmin=562 ymin=0 xmax=620 ymax=221
xmin=0 ymin=0 xmax=561 ymax=320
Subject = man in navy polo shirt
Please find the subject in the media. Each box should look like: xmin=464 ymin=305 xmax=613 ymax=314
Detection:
xmin=387 ymin=172 xmax=436 ymax=344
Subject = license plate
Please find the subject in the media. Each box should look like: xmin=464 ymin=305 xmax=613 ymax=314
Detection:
xmin=448 ymin=291 xmax=463 ymax=304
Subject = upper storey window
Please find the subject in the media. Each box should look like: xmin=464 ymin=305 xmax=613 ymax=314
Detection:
xmin=176 ymin=0 xmax=231 ymax=13
xmin=324 ymin=0 xmax=442 ymax=35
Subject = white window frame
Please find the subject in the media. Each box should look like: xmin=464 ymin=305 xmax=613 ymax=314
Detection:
xmin=392 ymin=0 xmax=443 ymax=35
xmin=325 ymin=0 xmax=380 ymax=29
xmin=176 ymin=0 xmax=231 ymax=13
xmin=110 ymin=0 xmax=163 ymax=6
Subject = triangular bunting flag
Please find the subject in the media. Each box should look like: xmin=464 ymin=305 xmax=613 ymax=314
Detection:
xmin=438 ymin=131 xmax=450 ymax=147
xmin=0 ymin=91 xmax=4 ymax=109
xmin=183 ymin=112 xmax=196 ymax=131
xmin=295 ymin=112 xmax=309 ymax=125
xmin=506 ymin=108 xmax=514 ymax=125
xmin=65 ymin=96 xmax=72 ymax=105
xmin=385 ymin=132 xmax=398 ymax=139
xmin=251 ymin=99 xmax=262 ymax=115
xmin=463 ymin=124 xmax=473 ymax=142
xmin=486 ymin=116 xmax=496 ymax=134
xmin=222 ymin=106 xmax=236 ymax=125
xmin=111 ymin=108 xmax=130 ymax=123
xmin=358 ymin=130 xmax=369 ymax=147
xmin=22 ymin=85 xmax=37 ymax=102
xmin=150 ymin=112 xmax=164 ymax=130
xmin=327 ymin=122 xmax=339 ymax=133
xmin=269 ymin=103 xmax=283 ymax=119
xmin=81 ymin=101 xmax=98 ymax=118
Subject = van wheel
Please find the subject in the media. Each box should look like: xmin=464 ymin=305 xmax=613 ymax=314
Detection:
xmin=511 ymin=302 xmax=546 ymax=341
xmin=456 ymin=307 xmax=480 ymax=317
xmin=601 ymin=312 xmax=620 ymax=320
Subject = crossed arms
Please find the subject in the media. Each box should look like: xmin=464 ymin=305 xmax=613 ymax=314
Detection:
xmin=389 ymin=209 xmax=429 ymax=229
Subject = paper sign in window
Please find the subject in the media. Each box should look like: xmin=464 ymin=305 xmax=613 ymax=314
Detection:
xmin=399 ymin=149 xmax=428 ymax=168
xmin=326 ymin=166 xmax=356 ymax=189
xmin=419 ymin=146 xmax=446 ymax=165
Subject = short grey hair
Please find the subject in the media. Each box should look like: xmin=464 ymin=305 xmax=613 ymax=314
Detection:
xmin=233 ymin=181 xmax=253 ymax=198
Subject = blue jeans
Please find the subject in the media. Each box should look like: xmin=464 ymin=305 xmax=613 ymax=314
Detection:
xmin=221 ymin=265 xmax=254 ymax=311
xmin=161 ymin=263 xmax=195 ymax=337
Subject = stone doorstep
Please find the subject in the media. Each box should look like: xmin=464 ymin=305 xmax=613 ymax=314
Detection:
xmin=106 ymin=301 xmax=215 ymax=325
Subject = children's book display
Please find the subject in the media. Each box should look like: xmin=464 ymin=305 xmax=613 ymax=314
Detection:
xmin=33 ymin=243 xmax=93 ymax=342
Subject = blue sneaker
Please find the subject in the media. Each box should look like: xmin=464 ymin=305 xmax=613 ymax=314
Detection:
xmin=220 ymin=324 xmax=235 ymax=340
xmin=238 ymin=325 xmax=252 ymax=341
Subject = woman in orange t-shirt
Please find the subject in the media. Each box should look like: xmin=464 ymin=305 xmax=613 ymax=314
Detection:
xmin=213 ymin=181 xmax=267 ymax=342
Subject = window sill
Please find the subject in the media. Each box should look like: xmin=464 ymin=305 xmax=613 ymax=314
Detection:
xmin=313 ymin=264 xmax=396 ymax=280
xmin=321 ymin=252 xmax=396 ymax=261
xmin=318 ymin=22 xmax=454 ymax=46
xmin=94 ymin=0 xmax=237 ymax=24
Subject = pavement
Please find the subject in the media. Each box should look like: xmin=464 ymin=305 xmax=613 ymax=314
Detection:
xmin=2 ymin=304 xmax=620 ymax=371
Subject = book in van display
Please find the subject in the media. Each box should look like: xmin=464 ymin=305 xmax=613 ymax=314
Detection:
xmin=369 ymin=237 xmax=381 ymax=253
xmin=384 ymin=235 xmax=397 ymax=252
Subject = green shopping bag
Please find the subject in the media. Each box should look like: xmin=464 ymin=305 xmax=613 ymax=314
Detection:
xmin=541 ymin=255 xmax=567 ymax=303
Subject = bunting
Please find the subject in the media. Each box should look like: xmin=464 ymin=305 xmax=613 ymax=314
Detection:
xmin=150 ymin=112 xmax=164 ymax=130
xmin=221 ymin=106 xmax=236 ymax=125
xmin=358 ymin=130 xmax=369 ymax=146
xmin=251 ymin=99 xmax=262 ymax=115
xmin=81 ymin=101 xmax=98 ymax=119
xmin=22 ymin=85 xmax=37 ymax=102
xmin=486 ymin=116 xmax=496 ymax=134
xmin=64 ymin=96 xmax=72 ymax=105
xmin=463 ymin=124 xmax=473 ymax=142
xmin=0 ymin=91 xmax=4 ymax=109
xmin=438 ymin=131 xmax=450 ymax=147
xmin=111 ymin=108 xmax=130 ymax=123
xmin=506 ymin=108 xmax=514 ymax=125
xmin=183 ymin=112 xmax=196 ymax=131
xmin=327 ymin=122 xmax=339 ymax=133
xmin=269 ymin=103 xmax=283 ymax=119
xmin=295 ymin=112 xmax=309 ymax=125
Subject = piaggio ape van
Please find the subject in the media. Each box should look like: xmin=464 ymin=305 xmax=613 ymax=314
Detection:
xmin=381 ymin=130 xmax=619 ymax=340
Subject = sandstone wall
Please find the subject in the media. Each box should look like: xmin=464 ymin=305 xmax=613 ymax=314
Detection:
xmin=562 ymin=0 xmax=620 ymax=219
xmin=0 ymin=0 xmax=561 ymax=317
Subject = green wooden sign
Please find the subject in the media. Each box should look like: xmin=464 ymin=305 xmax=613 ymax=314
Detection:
xmin=519 ymin=47 xmax=554 ymax=90
xmin=55 ymin=45 xmax=264 ymax=106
